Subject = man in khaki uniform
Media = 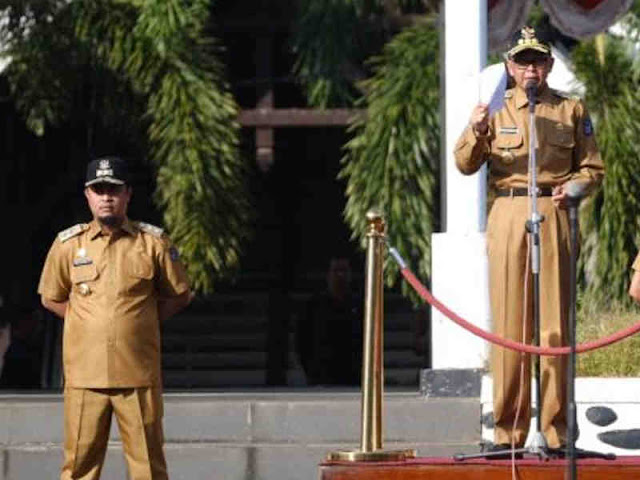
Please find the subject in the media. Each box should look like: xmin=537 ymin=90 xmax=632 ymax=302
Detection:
xmin=454 ymin=27 xmax=604 ymax=453
xmin=39 ymin=156 xmax=191 ymax=480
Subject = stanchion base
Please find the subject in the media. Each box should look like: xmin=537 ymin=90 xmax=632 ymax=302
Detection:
xmin=326 ymin=449 xmax=416 ymax=462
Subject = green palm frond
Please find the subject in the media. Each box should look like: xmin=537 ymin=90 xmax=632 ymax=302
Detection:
xmin=3 ymin=2 xmax=81 ymax=135
xmin=4 ymin=0 xmax=248 ymax=293
xmin=74 ymin=0 xmax=248 ymax=293
xmin=340 ymin=25 xmax=439 ymax=300
xmin=292 ymin=0 xmax=375 ymax=108
xmin=573 ymin=30 xmax=640 ymax=304
xmin=291 ymin=0 xmax=435 ymax=108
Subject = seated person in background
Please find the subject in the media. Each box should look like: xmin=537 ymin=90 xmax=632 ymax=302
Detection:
xmin=296 ymin=257 xmax=363 ymax=386
xmin=0 ymin=304 xmax=44 ymax=389
xmin=0 ymin=297 xmax=9 ymax=380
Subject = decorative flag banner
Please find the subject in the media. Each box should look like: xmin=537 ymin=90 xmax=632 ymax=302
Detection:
xmin=488 ymin=0 xmax=634 ymax=52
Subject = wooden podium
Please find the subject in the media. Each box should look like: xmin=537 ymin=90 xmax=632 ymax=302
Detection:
xmin=321 ymin=456 xmax=640 ymax=480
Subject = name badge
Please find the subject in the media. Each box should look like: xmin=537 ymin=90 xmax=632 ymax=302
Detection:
xmin=499 ymin=126 xmax=518 ymax=135
xmin=73 ymin=257 xmax=93 ymax=267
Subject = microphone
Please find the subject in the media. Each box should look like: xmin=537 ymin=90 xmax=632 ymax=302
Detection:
xmin=564 ymin=182 xmax=588 ymax=219
xmin=564 ymin=181 xmax=588 ymax=203
xmin=525 ymin=81 xmax=537 ymax=112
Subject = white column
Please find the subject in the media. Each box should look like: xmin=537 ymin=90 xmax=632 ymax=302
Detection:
xmin=430 ymin=0 xmax=490 ymax=369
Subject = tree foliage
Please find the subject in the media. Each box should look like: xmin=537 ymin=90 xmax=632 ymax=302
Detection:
xmin=2 ymin=0 xmax=248 ymax=293
xmin=291 ymin=0 xmax=436 ymax=108
xmin=573 ymin=19 xmax=640 ymax=304
xmin=340 ymin=25 xmax=439 ymax=298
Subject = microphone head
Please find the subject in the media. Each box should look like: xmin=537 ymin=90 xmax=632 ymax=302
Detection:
xmin=564 ymin=181 xmax=587 ymax=200
xmin=525 ymin=80 xmax=537 ymax=97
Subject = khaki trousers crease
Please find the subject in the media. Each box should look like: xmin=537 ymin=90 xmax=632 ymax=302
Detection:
xmin=62 ymin=387 xmax=168 ymax=480
xmin=487 ymin=197 xmax=569 ymax=448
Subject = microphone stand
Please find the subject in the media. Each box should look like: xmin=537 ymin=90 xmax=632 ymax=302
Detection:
xmin=455 ymin=84 xmax=548 ymax=461
xmin=564 ymin=187 xmax=615 ymax=475
xmin=523 ymin=83 xmax=549 ymax=458
xmin=567 ymin=192 xmax=579 ymax=480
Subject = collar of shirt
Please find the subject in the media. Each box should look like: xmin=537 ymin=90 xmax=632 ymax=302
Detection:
xmin=514 ymin=83 xmax=552 ymax=110
xmin=88 ymin=218 xmax=137 ymax=240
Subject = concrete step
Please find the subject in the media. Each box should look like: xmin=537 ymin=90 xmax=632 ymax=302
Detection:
xmin=159 ymin=288 xmax=421 ymax=389
xmin=162 ymin=333 xmax=267 ymax=352
xmin=164 ymin=368 xmax=423 ymax=389
xmin=163 ymin=349 xmax=423 ymax=371
xmin=0 ymin=391 xmax=480 ymax=480
xmin=162 ymin=352 xmax=268 ymax=369
xmin=163 ymin=370 xmax=267 ymax=388
xmin=164 ymin=314 xmax=268 ymax=333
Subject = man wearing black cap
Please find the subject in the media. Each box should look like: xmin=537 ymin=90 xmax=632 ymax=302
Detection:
xmin=38 ymin=156 xmax=192 ymax=479
xmin=454 ymin=27 xmax=604 ymax=454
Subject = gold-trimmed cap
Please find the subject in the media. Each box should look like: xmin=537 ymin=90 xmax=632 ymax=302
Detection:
xmin=85 ymin=156 xmax=130 ymax=187
xmin=507 ymin=26 xmax=551 ymax=58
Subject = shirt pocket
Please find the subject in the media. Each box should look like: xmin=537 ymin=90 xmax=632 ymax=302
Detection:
xmin=542 ymin=124 xmax=575 ymax=174
xmin=492 ymin=133 xmax=524 ymax=166
xmin=70 ymin=264 xmax=99 ymax=294
xmin=123 ymin=252 xmax=154 ymax=296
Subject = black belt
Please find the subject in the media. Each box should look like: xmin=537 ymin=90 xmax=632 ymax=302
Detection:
xmin=496 ymin=187 xmax=553 ymax=197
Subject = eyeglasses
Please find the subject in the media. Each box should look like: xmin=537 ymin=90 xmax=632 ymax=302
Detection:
xmin=89 ymin=183 xmax=127 ymax=195
xmin=512 ymin=58 xmax=549 ymax=70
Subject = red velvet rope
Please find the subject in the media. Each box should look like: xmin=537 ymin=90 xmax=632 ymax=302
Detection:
xmin=400 ymin=267 xmax=640 ymax=357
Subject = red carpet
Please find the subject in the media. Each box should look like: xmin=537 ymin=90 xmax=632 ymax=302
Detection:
xmin=321 ymin=456 xmax=640 ymax=480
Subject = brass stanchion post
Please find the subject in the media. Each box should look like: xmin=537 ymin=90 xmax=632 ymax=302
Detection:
xmin=327 ymin=211 xmax=416 ymax=462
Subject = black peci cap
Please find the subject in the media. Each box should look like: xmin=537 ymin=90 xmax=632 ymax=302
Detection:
xmin=85 ymin=156 xmax=130 ymax=187
xmin=507 ymin=26 xmax=551 ymax=58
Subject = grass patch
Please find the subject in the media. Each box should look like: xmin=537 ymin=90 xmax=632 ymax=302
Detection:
xmin=576 ymin=301 xmax=640 ymax=377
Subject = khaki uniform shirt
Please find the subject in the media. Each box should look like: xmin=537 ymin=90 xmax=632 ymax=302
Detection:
xmin=38 ymin=219 xmax=189 ymax=388
xmin=454 ymin=85 xmax=605 ymax=191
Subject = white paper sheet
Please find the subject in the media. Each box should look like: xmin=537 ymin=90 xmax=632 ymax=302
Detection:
xmin=479 ymin=63 xmax=507 ymax=116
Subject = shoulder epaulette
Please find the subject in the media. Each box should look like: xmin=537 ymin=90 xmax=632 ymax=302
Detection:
xmin=136 ymin=221 xmax=164 ymax=238
xmin=58 ymin=223 xmax=89 ymax=243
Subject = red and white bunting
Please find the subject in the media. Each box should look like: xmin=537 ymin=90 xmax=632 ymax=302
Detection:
xmin=540 ymin=0 xmax=633 ymax=39
xmin=488 ymin=0 xmax=634 ymax=52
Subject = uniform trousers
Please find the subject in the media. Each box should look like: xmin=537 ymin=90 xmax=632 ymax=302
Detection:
xmin=487 ymin=196 xmax=570 ymax=448
xmin=62 ymin=387 xmax=168 ymax=480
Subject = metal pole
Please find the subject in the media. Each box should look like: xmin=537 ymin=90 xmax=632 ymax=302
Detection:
xmin=567 ymin=202 xmax=579 ymax=480
xmin=361 ymin=211 xmax=385 ymax=451
xmin=327 ymin=211 xmax=415 ymax=462
xmin=527 ymin=101 xmax=549 ymax=456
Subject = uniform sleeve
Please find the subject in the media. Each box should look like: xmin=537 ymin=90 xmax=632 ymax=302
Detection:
xmin=37 ymin=239 xmax=72 ymax=302
xmin=155 ymin=237 xmax=190 ymax=298
xmin=632 ymin=251 xmax=640 ymax=271
xmin=569 ymin=101 xmax=604 ymax=193
xmin=453 ymin=124 xmax=492 ymax=175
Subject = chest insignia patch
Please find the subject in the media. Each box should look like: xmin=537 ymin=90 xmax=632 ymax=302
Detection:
xmin=583 ymin=118 xmax=594 ymax=136
xmin=499 ymin=126 xmax=518 ymax=135
xmin=73 ymin=247 xmax=93 ymax=266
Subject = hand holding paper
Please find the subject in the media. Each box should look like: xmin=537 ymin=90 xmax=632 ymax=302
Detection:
xmin=479 ymin=63 xmax=508 ymax=117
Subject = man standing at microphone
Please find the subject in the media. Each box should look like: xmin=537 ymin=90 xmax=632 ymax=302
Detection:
xmin=454 ymin=27 xmax=604 ymax=455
